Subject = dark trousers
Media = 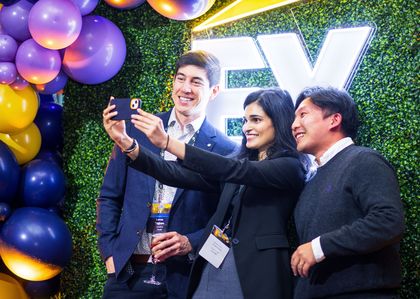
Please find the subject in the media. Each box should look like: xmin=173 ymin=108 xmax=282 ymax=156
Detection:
xmin=102 ymin=263 xmax=167 ymax=299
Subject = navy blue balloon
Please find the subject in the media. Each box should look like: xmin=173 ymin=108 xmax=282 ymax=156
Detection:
xmin=0 ymin=1 xmax=20 ymax=6
xmin=0 ymin=141 xmax=19 ymax=203
xmin=24 ymin=274 xmax=60 ymax=297
xmin=0 ymin=202 xmax=12 ymax=221
xmin=34 ymin=149 xmax=63 ymax=166
xmin=39 ymin=93 xmax=54 ymax=102
xmin=20 ymin=159 xmax=65 ymax=208
xmin=34 ymin=101 xmax=63 ymax=151
xmin=47 ymin=205 xmax=62 ymax=217
xmin=0 ymin=207 xmax=72 ymax=267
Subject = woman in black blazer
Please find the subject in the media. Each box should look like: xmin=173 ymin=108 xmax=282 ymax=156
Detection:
xmin=103 ymin=88 xmax=307 ymax=299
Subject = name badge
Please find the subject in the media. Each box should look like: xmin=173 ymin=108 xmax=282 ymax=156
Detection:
xmin=198 ymin=225 xmax=230 ymax=268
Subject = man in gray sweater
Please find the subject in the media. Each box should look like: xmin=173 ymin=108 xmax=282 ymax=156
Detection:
xmin=291 ymin=87 xmax=404 ymax=298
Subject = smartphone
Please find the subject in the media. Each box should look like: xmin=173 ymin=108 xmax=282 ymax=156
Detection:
xmin=109 ymin=98 xmax=142 ymax=120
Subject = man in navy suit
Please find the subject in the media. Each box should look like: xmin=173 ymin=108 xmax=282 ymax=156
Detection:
xmin=97 ymin=50 xmax=238 ymax=299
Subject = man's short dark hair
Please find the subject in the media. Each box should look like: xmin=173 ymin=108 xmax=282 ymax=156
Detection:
xmin=175 ymin=50 xmax=221 ymax=87
xmin=295 ymin=86 xmax=359 ymax=138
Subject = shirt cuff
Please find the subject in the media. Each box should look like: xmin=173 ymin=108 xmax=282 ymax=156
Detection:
xmin=311 ymin=236 xmax=326 ymax=263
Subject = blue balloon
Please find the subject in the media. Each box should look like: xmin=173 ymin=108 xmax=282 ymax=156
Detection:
xmin=47 ymin=205 xmax=63 ymax=216
xmin=24 ymin=274 xmax=60 ymax=297
xmin=35 ymin=149 xmax=63 ymax=167
xmin=0 ymin=202 xmax=12 ymax=221
xmin=0 ymin=207 xmax=72 ymax=267
xmin=39 ymin=93 xmax=54 ymax=102
xmin=20 ymin=159 xmax=65 ymax=208
xmin=0 ymin=141 xmax=19 ymax=204
xmin=34 ymin=101 xmax=63 ymax=151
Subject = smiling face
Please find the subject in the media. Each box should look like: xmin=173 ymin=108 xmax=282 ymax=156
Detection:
xmin=242 ymin=101 xmax=275 ymax=160
xmin=292 ymin=98 xmax=336 ymax=160
xmin=172 ymin=65 xmax=219 ymax=125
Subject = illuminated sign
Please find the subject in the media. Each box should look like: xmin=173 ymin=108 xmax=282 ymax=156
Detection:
xmin=193 ymin=0 xmax=301 ymax=32
xmin=192 ymin=26 xmax=374 ymax=137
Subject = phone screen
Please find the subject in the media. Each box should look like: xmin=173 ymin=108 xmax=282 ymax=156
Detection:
xmin=110 ymin=98 xmax=142 ymax=120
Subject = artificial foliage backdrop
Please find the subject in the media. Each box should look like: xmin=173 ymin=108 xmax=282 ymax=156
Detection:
xmin=62 ymin=0 xmax=418 ymax=298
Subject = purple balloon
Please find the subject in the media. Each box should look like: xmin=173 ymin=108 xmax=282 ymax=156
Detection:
xmin=104 ymin=0 xmax=145 ymax=10
xmin=0 ymin=23 xmax=6 ymax=35
xmin=15 ymin=39 xmax=61 ymax=84
xmin=34 ymin=70 xmax=68 ymax=94
xmin=0 ymin=61 xmax=16 ymax=84
xmin=10 ymin=73 xmax=29 ymax=90
xmin=71 ymin=0 xmax=100 ymax=16
xmin=62 ymin=15 xmax=126 ymax=85
xmin=0 ymin=34 xmax=18 ymax=61
xmin=28 ymin=0 xmax=82 ymax=50
xmin=147 ymin=0 xmax=214 ymax=20
xmin=0 ymin=0 xmax=34 ymax=41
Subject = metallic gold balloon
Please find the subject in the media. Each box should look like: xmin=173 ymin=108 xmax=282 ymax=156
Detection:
xmin=0 ymin=273 xmax=29 ymax=299
xmin=7 ymin=123 xmax=41 ymax=165
xmin=0 ymin=245 xmax=62 ymax=281
xmin=0 ymin=84 xmax=38 ymax=134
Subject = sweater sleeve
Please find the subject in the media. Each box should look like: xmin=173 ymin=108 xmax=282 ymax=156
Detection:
xmin=182 ymin=144 xmax=304 ymax=191
xmin=320 ymin=151 xmax=405 ymax=257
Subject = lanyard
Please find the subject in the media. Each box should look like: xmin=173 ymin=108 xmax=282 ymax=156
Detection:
xmin=154 ymin=122 xmax=200 ymax=202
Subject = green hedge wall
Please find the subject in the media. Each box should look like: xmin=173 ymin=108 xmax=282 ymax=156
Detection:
xmin=62 ymin=0 xmax=419 ymax=298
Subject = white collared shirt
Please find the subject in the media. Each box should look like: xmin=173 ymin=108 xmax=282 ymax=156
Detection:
xmin=317 ymin=137 xmax=354 ymax=167
xmin=158 ymin=109 xmax=205 ymax=203
xmin=311 ymin=137 xmax=354 ymax=262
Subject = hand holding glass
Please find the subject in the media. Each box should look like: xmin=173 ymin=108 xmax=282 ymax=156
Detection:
xmin=143 ymin=203 xmax=169 ymax=285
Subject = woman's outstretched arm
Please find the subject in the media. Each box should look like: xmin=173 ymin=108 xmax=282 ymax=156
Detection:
xmin=131 ymin=108 xmax=186 ymax=159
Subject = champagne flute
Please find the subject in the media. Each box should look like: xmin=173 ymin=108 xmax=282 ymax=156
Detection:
xmin=143 ymin=203 xmax=169 ymax=285
xmin=143 ymin=232 xmax=163 ymax=285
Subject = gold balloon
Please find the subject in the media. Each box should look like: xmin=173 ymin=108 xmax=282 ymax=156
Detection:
xmin=0 ymin=273 xmax=29 ymax=299
xmin=8 ymin=123 xmax=41 ymax=165
xmin=0 ymin=133 xmax=26 ymax=153
xmin=0 ymin=245 xmax=62 ymax=282
xmin=0 ymin=85 xmax=39 ymax=134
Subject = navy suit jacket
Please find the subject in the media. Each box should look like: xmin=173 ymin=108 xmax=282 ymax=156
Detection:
xmin=96 ymin=109 xmax=238 ymax=298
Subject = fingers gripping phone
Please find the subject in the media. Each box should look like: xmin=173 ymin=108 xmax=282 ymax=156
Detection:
xmin=110 ymin=98 xmax=142 ymax=120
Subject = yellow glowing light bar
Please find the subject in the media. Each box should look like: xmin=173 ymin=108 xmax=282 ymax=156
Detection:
xmin=193 ymin=0 xmax=301 ymax=32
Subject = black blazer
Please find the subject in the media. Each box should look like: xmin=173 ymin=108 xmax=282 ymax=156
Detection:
xmin=130 ymin=144 xmax=305 ymax=299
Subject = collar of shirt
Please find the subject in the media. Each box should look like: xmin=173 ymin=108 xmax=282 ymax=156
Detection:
xmin=317 ymin=137 xmax=354 ymax=167
xmin=168 ymin=109 xmax=205 ymax=135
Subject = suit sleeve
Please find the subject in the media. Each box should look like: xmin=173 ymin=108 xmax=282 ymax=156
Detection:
xmin=182 ymin=144 xmax=304 ymax=191
xmin=321 ymin=151 xmax=405 ymax=257
xmin=129 ymin=146 xmax=220 ymax=193
xmin=96 ymin=144 xmax=127 ymax=261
